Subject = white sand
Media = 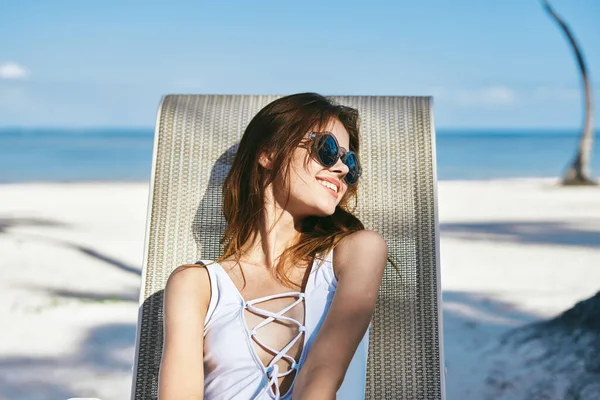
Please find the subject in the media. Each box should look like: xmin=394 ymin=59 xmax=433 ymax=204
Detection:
xmin=1 ymin=179 xmax=599 ymax=399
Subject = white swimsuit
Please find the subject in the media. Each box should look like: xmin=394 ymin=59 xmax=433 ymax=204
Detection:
xmin=198 ymin=250 xmax=369 ymax=399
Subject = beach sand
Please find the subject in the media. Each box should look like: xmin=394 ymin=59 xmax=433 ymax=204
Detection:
xmin=1 ymin=179 xmax=599 ymax=399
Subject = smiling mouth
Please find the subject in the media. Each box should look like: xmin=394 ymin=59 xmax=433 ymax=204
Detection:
xmin=317 ymin=179 xmax=339 ymax=197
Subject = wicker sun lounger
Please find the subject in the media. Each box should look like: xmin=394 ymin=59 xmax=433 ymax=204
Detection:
xmin=131 ymin=94 xmax=445 ymax=399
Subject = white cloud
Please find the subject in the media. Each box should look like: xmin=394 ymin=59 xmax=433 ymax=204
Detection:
xmin=0 ymin=62 xmax=30 ymax=80
xmin=533 ymin=86 xmax=579 ymax=101
xmin=433 ymin=84 xmax=588 ymax=109
xmin=455 ymin=85 xmax=517 ymax=107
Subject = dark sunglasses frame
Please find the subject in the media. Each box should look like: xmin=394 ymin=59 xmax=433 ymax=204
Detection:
xmin=307 ymin=131 xmax=362 ymax=186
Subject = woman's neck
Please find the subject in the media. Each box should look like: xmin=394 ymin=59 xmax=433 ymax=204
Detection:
xmin=238 ymin=191 xmax=302 ymax=269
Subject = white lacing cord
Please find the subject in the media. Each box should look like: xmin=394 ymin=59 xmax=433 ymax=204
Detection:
xmin=247 ymin=292 xmax=306 ymax=399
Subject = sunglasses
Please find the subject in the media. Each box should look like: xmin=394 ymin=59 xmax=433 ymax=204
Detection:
xmin=307 ymin=132 xmax=362 ymax=186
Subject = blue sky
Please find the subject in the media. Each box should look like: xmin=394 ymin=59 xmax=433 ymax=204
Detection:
xmin=0 ymin=0 xmax=598 ymax=129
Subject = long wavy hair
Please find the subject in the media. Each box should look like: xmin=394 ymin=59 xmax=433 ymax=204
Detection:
xmin=216 ymin=93 xmax=365 ymax=288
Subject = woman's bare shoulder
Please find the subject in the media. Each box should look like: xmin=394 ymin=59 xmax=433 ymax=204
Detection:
xmin=333 ymin=230 xmax=388 ymax=278
xmin=164 ymin=263 xmax=212 ymax=314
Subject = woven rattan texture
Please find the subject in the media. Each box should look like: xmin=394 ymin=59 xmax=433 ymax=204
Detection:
xmin=132 ymin=95 xmax=443 ymax=399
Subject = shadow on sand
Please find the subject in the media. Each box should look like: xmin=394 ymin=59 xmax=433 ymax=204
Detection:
xmin=0 ymin=322 xmax=137 ymax=400
xmin=0 ymin=217 xmax=70 ymax=234
xmin=0 ymin=217 xmax=142 ymax=398
xmin=0 ymin=216 xmax=141 ymax=276
xmin=441 ymin=220 xmax=600 ymax=248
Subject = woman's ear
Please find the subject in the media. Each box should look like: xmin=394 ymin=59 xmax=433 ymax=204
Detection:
xmin=258 ymin=151 xmax=274 ymax=170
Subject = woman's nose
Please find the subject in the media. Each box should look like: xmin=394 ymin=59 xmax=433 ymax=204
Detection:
xmin=331 ymin=157 xmax=349 ymax=176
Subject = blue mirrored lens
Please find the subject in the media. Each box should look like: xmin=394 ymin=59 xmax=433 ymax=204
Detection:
xmin=343 ymin=153 xmax=360 ymax=185
xmin=318 ymin=135 xmax=339 ymax=167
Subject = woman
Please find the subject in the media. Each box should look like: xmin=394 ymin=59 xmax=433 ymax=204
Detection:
xmin=158 ymin=93 xmax=387 ymax=399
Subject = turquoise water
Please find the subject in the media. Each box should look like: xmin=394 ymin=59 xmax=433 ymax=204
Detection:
xmin=0 ymin=128 xmax=598 ymax=182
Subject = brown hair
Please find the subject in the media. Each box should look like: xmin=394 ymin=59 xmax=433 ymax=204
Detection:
xmin=217 ymin=92 xmax=364 ymax=288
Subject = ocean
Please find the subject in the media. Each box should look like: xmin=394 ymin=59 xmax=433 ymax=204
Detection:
xmin=0 ymin=128 xmax=599 ymax=183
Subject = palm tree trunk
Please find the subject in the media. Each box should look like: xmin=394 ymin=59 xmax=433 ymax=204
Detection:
xmin=541 ymin=0 xmax=596 ymax=185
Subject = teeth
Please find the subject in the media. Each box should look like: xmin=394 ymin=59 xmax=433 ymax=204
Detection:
xmin=317 ymin=179 xmax=338 ymax=193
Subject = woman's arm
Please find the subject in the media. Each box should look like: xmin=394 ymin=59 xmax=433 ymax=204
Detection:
xmin=158 ymin=264 xmax=211 ymax=400
xmin=292 ymin=230 xmax=387 ymax=400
